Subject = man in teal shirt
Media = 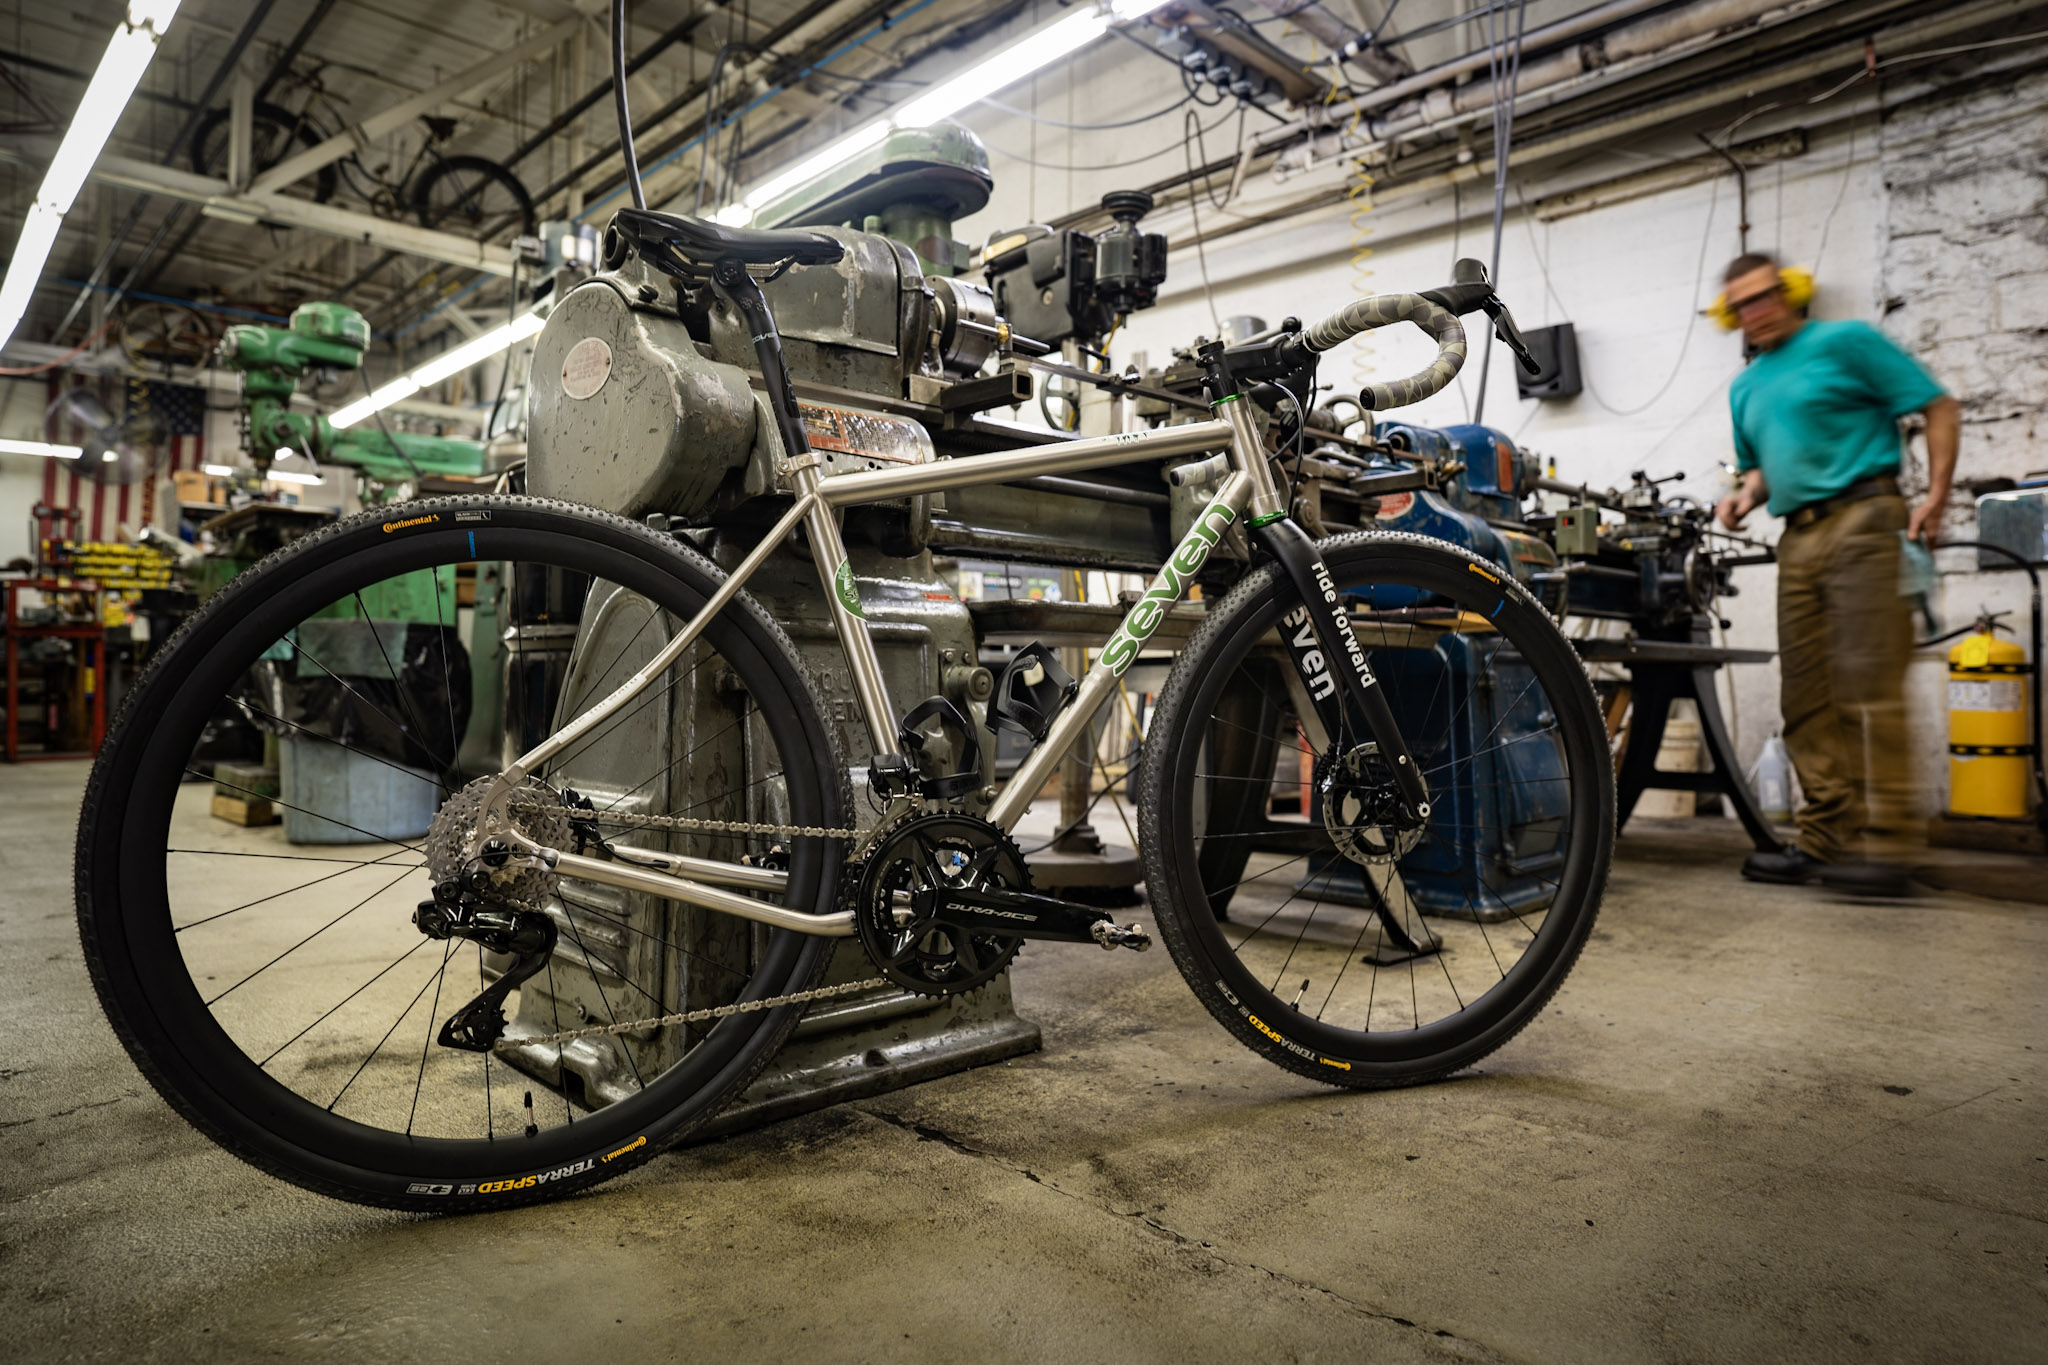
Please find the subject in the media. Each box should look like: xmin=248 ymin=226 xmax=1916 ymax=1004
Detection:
xmin=1714 ymin=252 xmax=1959 ymax=896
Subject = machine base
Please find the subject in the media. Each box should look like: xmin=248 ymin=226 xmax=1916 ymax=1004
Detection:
xmin=693 ymin=946 xmax=1042 ymax=1142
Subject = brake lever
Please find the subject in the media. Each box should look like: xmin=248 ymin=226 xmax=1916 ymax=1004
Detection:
xmin=1485 ymin=300 xmax=1542 ymax=376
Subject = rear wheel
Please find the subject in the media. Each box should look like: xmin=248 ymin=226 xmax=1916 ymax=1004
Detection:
xmin=76 ymin=495 xmax=847 ymax=1208
xmin=1139 ymin=530 xmax=1612 ymax=1087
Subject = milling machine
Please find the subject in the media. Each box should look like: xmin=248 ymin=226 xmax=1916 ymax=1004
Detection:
xmin=218 ymin=301 xmax=489 ymax=488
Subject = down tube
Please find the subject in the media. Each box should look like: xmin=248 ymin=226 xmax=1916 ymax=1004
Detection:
xmin=986 ymin=470 xmax=1253 ymax=832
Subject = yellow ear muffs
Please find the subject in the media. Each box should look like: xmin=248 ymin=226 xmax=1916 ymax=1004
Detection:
xmin=1707 ymin=265 xmax=1815 ymax=330
xmin=1781 ymin=265 xmax=1815 ymax=311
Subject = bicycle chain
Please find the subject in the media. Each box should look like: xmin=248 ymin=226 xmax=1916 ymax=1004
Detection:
xmin=510 ymin=800 xmax=857 ymax=841
xmin=501 ymin=800 xmax=879 ymax=1044
xmin=509 ymin=974 xmax=890 ymax=1046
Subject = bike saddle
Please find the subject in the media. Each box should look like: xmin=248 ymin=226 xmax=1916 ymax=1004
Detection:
xmin=612 ymin=207 xmax=844 ymax=271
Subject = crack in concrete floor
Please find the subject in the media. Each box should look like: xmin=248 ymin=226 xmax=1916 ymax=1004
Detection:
xmin=854 ymin=1103 xmax=1505 ymax=1359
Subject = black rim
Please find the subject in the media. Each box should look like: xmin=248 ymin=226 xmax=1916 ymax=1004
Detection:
xmin=1155 ymin=539 xmax=1606 ymax=1067
xmin=88 ymin=504 xmax=837 ymax=1187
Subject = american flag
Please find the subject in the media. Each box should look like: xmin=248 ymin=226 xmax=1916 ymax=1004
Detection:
xmin=44 ymin=376 xmax=207 ymax=543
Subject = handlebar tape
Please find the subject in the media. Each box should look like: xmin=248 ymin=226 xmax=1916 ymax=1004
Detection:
xmin=1301 ymin=293 xmax=1467 ymax=411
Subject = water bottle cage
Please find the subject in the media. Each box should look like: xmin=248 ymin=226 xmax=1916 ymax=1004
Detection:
xmin=990 ymin=642 xmax=1078 ymax=743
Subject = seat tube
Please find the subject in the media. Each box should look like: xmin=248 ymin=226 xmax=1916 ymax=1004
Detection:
xmin=712 ymin=262 xmax=900 ymax=758
xmin=799 ymin=489 xmax=900 ymax=758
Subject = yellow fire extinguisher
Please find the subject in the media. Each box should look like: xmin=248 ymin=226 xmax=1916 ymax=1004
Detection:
xmin=1948 ymin=614 xmax=2030 ymax=818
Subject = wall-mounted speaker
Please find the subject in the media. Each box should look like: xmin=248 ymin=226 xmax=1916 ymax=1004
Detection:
xmin=1515 ymin=321 xmax=1582 ymax=400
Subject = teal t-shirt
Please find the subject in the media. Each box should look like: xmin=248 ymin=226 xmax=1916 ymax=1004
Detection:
xmin=1728 ymin=319 xmax=1945 ymax=516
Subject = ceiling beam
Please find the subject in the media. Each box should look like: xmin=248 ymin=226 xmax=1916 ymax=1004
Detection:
xmin=0 ymin=143 xmax=515 ymax=277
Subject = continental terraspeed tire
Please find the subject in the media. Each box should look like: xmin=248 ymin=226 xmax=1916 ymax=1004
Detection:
xmin=1138 ymin=530 xmax=1613 ymax=1088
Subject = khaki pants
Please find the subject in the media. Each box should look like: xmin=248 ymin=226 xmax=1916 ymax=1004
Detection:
xmin=1775 ymin=493 xmax=1914 ymax=862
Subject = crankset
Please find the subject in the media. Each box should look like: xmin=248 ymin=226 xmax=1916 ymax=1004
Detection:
xmin=854 ymin=812 xmax=1148 ymax=996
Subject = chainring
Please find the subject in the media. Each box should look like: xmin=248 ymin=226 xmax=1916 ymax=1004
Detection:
xmin=1317 ymin=743 xmax=1428 ymax=866
xmin=853 ymin=811 xmax=1028 ymax=996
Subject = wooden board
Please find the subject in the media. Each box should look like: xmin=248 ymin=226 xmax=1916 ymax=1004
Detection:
xmin=211 ymin=793 xmax=280 ymax=827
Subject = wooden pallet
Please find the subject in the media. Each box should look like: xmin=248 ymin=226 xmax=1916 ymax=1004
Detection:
xmin=211 ymin=793 xmax=280 ymax=827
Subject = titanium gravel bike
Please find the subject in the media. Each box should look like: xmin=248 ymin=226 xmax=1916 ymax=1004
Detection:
xmin=75 ymin=208 xmax=1613 ymax=1208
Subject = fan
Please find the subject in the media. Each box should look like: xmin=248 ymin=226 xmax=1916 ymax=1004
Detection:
xmin=45 ymin=388 xmax=168 ymax=486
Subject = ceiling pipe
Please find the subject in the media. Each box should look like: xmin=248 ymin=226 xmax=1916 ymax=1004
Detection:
xmin=1228 ymin=0 xmax=1413 ymax=83
xmin=499 ymin=6 xmax=722 ymax=171
xmin=1340 ymin=0 xmax=1683 ymax=117
xmin=1257 ymin=0 xmax=1859 ymax=175
xmin=130 ymin=0 xmax=343 ymax=297
xmin=1162 ymin=0 xmax=2038 ymax=259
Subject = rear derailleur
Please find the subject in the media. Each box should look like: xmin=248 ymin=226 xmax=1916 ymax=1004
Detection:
xmin=413 ymin=880 xmax=557 ymax=1052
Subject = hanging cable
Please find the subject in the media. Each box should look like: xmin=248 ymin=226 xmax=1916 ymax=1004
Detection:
xmin=1471 ymin=0 xmax=1528 ymax=426
xmin=1181 ymin=109 xmax=1226 ymax=332
xmin=611 ymin=0 xmax=646 ymax=210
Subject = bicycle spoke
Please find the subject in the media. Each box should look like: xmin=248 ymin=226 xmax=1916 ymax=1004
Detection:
xmin=203 ymin=863 xmax=419 ymax=1007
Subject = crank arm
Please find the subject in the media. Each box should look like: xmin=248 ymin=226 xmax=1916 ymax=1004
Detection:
xmin=933 ymin=887 xmax=1150 ymax=949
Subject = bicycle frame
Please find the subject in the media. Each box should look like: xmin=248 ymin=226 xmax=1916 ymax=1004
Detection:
xmin=471 ymin=399 xmax=1294 ymax=938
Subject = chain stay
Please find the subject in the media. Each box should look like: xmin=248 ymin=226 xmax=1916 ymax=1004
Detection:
xmin=500 ymin=799 xmax=875 ymax=1043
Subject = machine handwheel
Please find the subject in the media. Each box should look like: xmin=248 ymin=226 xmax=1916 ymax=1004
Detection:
xmin=76 ymin=496 xmax=847 ymax=1209
xmin=1138 ymin=530 xmax=1614 ymax=1087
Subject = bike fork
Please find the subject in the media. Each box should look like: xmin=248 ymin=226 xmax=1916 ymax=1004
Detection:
xmin=1252 ymin=518 xmax=1431 ymax=820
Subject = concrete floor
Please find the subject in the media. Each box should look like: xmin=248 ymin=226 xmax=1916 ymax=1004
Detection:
xmin=4 ymin=760 xmax=2044 ymax=1363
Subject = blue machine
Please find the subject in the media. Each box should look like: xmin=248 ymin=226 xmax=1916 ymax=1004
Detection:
xmin=1304 ymin=422 xmax=1571 ymax=923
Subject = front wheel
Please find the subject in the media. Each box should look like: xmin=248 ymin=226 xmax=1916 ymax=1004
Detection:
xmin=1138 ymin=530 xmax=1613 ymax=1087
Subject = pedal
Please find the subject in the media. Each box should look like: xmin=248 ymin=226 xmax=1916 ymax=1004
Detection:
xmin=990 ymin=642 xmax=1077 ymax=742
xmin=1089 ymin=920 xmax=1152 ymax=952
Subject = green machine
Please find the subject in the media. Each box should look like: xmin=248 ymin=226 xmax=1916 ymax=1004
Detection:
xmin=201 ymin=304 xmax=490 ymax=832
xmin=218 ymin=301 xmax=487 ymax=485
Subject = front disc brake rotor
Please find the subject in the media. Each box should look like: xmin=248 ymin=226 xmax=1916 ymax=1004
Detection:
xmin=1318 ymin=743 xmax=1428 ymax=866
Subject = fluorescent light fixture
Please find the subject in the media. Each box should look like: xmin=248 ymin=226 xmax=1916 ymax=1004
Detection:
xmin=330 ymin=311 xmax=545 ymax=430
xmin=268 ymin=447 xmax=323 ymax=486
xmin=717 ymin=0 xmax=1171 ymax=221
xmin=201 ymin=463 xmax=237 ymax=477
xmin=411 ymin=312 xmax=546 ymax=388
xmin=0 ymin=438 xmax=83 ymax=459
xmin=896 ymin=10 xmax=1111 ymax=129
xmin=329 ymin=378 xmax=418 ymax=429
xmin=741 ymin=122 xmax=892 ymax=211
xmin=0 ymin=1 xmax=183 ymax=352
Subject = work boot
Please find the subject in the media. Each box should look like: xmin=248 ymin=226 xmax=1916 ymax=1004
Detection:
xmin=1741 ymin=845 xmax=1828 ymax=884
xmin=1818 ymin=861 xmax=1916 ymax=898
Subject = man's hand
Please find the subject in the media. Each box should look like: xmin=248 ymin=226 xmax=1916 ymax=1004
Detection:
xmin=1717 ymin=472 xmax=1766 ymax=532
xmin=1907 ymin=494 xmax=1947 ymax=545
xmin=1910 ymin=396 xmax=1961 ymax=545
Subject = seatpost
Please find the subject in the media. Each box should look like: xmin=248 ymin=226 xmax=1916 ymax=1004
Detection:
xmin=713 ymin=260 xmax=812 ymax=463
